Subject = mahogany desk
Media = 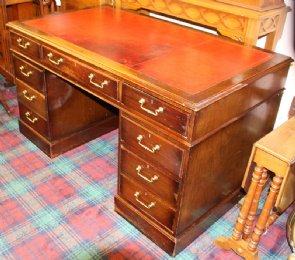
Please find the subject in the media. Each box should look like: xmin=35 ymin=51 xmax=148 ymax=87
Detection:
xmin=7 ymin=7 xmax=292 ymax=256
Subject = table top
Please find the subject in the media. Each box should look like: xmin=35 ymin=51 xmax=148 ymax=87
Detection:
xmin=257 ymin=116 xmax=295 ymax=163
xmin=11 ymin=7 xmax=290 ymax=108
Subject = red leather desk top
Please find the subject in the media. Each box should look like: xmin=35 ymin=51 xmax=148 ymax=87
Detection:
xmin=24 ymin=7 xmax=273 ymax=95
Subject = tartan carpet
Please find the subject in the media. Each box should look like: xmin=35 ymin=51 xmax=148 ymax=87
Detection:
xmin=0 ymin=83 xmax=294 ymax=259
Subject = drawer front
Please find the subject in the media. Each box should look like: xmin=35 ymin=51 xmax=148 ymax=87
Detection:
xmin=16 ymin=80 xmax=47 ymax=119
xmin=121 ymin=116 xmax=184 ymax=177
xmin=120 ymin=148 xmax=179 ymax=206
xmin=42 ymin=46 xmax=118 ymax=100
xmin=122 ymin=83 xmax=190 ymax=136
xmin=14 ymin=56 xmax=45 ymax=93
xmin=19 ymin=103 xmax=48 ymax=137
xmin=119 ymin=175 xmax=175 ymax=230
xmin=10 ymin=32 xmax=41 ymax=60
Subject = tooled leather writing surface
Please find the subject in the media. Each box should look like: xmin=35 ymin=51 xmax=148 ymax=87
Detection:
xmin=24 ymin=7 xmax=273 ymax=95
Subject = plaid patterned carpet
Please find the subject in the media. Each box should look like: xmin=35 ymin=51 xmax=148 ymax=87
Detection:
xmin=0 ymin=81 xmax=294 ymax=259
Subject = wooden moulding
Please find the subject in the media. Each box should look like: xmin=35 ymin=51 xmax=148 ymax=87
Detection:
xmin=215 ymin=0 xmax=285 ymax=11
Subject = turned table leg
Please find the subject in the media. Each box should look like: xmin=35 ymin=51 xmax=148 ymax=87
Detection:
xmin=248 ymin=176 xmax=283 ymax=252
xmin=243 ymin=168 xmax=268 ymax=240
xmin=232 ymin=165 xmax=264 ymax=241
xmin=215 ymin=165 xmax=264 ymax=254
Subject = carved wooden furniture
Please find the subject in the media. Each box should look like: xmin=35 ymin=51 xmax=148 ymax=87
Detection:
xmin=216 ymin=116 xmax=295 ymax=260
xmin=116 ymin=0 xmax=290 ymax=51
xmin=7 ymin=7 xmax=292 ymax=256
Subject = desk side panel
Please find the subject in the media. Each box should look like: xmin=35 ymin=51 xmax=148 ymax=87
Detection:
xmin=176 ymin=90 xmax=283 ymax=235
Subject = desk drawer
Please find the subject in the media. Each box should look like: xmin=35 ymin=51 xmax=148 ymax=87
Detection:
xmin=42 ymin=46 xmax=118 ymax=100
xmin=14 ymin=56 xmax=45 ymax=93
xmin=120 ymin=148 xmax=179 ymax=206
xmin=19 ymin=103 xmax=48 ymax=137
xmin=120 ymin=116 xmax=184 ymax=177
xmin=10 ymin=32 xmax=41 ymax=60
xmin=122 ymin=83 xmax=190 ymax=136
xmin=119 ymin=175 xmax=175 ymax=230
xmin=16 ymin=80 xmax=47 ymax=119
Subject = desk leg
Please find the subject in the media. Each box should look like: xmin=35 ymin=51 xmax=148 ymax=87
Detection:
xmin=264 ymin=10 xmax=288 ymax=51
xmin=243 ymin=19 xmax=261 ymax=47
xmin=248 ymin=175 xmax=283 ymax=252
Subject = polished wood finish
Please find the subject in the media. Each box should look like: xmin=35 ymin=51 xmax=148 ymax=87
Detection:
xmin=7 ymin=7 xmax=292 ymax=256
xmin=216 ymin=116 xmax=295 ymax=259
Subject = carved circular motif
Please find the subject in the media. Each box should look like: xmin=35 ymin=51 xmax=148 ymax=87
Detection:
xmin=167 ymin=2 xmax=183 ymax=15
xmin=220 ymin=14 xmax=244 ymax=31
xmin=184 ymin=7 xmax=201 ymax=20
xmin=153 ymin=0 xmax=166 ymax=11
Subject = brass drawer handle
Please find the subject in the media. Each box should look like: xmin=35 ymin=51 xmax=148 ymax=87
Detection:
xmin=22 ymin=90 xmax=36 ymax=101
xmin=137 ymin=135 xmax=160 ymax=153
xmin=17 ymin=38 xmax=30 ymax=49
xmin=138 ymin=98 xmax=164 ymax=116
xmin=88 ymin=73 xmax=110 ymax=89
xmin=19 ymin=66 xmax=33 ymax=77
xmin=134 ymin=191 xmax=156 ymax=209
xmin=136 ymin=165 xmax=158 ymax=183
xmin=47 ymin=52 xmax=64 ymax=65
xmin=25 ymin=111 xmax=38 ymax=123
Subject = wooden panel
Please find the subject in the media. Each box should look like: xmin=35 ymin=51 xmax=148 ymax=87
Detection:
xmin=63 ymin=0 xmax=101 ymax=10
xmin=176 ymin=91 xmax=283 ymax=235
xmin=45 ymin=71 xmax=118 ymax=141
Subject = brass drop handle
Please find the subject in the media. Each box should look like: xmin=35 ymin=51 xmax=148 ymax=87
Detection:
xmin=47 ymin=52 xmax=64 ymax=65
xmin=88 ymin=73 xmax=110 ymax=89
xmin=136 ymin=165 xmax=158 ymax=183
xmin=134 ymin=191 xmax=156 ymax=209
xmin=25 ymin=112 xmax=38 ymax=123
xmin=137 ymin=135 xmax=160 ymax=153
xmin=17 ymin=38 xmax=30 ymax=49
xmin=19 ymin=66 xmax=33 ymax=78
xmin=22 ymin=90 xmax=36 ymax=102
xmin=138 ymin=98 xmax=164 ymax=116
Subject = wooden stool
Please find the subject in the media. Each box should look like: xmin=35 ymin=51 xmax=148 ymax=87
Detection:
xmin=216 ymin=116 xmax=295 ymax=259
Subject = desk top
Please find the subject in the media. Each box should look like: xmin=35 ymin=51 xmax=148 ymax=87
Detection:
xmin=11 ymin=7 xmax=290 ymax=107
